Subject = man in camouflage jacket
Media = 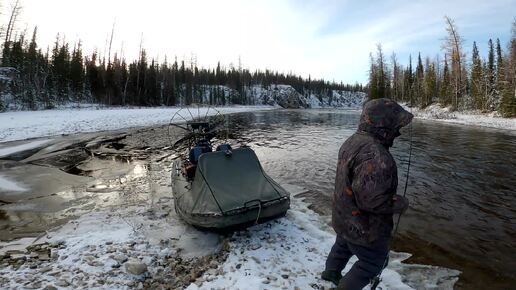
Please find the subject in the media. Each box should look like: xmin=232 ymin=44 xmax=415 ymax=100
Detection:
xmin=322 ymin=98 xmax=413 ymax=290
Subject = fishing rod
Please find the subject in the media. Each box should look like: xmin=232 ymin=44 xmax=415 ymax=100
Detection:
xmin=370 ymin=113 xmax=414 ymax=290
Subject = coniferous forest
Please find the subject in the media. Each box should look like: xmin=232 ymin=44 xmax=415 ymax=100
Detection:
xmin=368 ymin=17 xmax=516 ymax=117
xmin=0 ymin=1 xmax=363 ymax=111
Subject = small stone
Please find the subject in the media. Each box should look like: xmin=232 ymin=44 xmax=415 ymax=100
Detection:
xmin=48 ymin=271 xmax=60 ymax=276
xmin=281 ymin=274 xmax=289 ymax=279
xmin=51 ymin=251 xmax=59 ymax=259
xmin=43 ymin=286 xmax=57 ymax=290
xmin=125 ymin=260 xmax=147 ymax=275
xmin=24 ymin=283 xmax=37 ymax=289
xmin=250 ymin=256 xmax=261 ymax=264
xmin=55 ymin=279 xmax=69 ymax=287
xmin=112 ymin=254 xmax=128 ymax=264
xmin=40 ymin=266 xmax=52 ymax=273
xmin=209 ymin=260 xmax=218 ymax=269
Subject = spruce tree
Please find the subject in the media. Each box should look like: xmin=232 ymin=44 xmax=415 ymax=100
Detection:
xmin=499 ymin=20 xmax=516 ymax=117
xmin=487 ymin=39 xmax=496 ymax=110
xmin=470 ymin=41 xmax=483 ymax=110
xmin=415 ymin=53 xmax=424 ymax=107
xmin=423 ymin=57 xmax=437 ymax=108
xmin=440 ymin=56 xmax=451 ymax=105
xmin=495 ymin=38 xmax=504 ymax=109
xmin=70 ymin=41 xmax=84 ymax=101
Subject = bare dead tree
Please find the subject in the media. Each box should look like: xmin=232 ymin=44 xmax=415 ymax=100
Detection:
xmin=4 ymin=0 xmax=22 ymax=48
xmin=443 ymin=16 xmax=465 ymax=110
xmin=107 ymin=20 xmax=115 ymax=66
xmin=136 ymin=33 xmax=143 ymax=99
xmin=391 ymin=53 xmax=401 ymax=101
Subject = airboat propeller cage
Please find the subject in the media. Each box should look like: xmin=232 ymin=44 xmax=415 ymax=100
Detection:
xmin=188 ymin=121 xmax=210 ymax=131
xmin=173 ymin=147 xmax=290 ymax=229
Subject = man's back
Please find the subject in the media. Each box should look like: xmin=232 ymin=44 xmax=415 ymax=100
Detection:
xmin=332 ymin=131 xmax=398 ymax=247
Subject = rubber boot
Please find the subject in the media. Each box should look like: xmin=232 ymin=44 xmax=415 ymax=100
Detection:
xmin=321 ymin=270 xmax=342 ymax=286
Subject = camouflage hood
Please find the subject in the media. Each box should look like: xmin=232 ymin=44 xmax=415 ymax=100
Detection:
xmin=358 ymin=98 xmax=414 ymax=147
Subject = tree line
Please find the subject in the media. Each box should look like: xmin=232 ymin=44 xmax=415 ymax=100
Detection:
xmin=0 ymin=1 xmax=363 ymax=110
xmin=368 ymin=16 xmax=516 ymax=117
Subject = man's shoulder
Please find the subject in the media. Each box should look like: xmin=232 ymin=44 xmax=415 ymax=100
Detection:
xmin=343 ymin=133 xmax=394 ymax=164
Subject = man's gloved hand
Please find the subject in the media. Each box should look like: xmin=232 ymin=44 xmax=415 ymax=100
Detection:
xmin=392 ymin=195 xmax=409 ymax=214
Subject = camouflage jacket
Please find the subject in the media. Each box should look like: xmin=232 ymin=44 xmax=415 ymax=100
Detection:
xmin=332 ymin=98 xmax=413 ymax=247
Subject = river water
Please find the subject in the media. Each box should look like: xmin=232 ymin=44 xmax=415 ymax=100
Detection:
xmin=227 ymin=109 xmax=516 ymax=289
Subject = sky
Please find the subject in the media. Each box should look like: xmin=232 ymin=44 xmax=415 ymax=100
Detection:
xmin=4 ymin=0 xmax=516 ymax=84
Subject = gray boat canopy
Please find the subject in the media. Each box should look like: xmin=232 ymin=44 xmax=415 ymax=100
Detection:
xmin=174 ymin=147 xmax=289 ymax=226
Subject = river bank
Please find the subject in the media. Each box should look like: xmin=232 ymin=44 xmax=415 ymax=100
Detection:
xmin=404 ymin=103 xmax=516 ymax=131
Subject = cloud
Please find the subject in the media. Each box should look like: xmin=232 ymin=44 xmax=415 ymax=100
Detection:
xmin=9 ymin=0 xmax=516 ymax=84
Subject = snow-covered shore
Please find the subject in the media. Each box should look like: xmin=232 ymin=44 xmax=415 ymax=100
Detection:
xmin=0 ymin=105 xmax=277 ymax=143
xmin=0 ymin=185 xmax=460 ymax=290
xmin=405 ymin=103 xmax=516 ymax=131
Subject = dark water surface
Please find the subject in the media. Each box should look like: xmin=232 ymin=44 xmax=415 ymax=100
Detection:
xmin=228 ymin=109 xmax=516 ymax=289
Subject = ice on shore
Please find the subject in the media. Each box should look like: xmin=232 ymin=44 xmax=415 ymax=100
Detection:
xmin=0 ymin=106 xmax=276 ymax=143
xmin=0 ymin=174 xmax=28 ymax=193
xmin=0 ymin=139 xmax=51 ymax=157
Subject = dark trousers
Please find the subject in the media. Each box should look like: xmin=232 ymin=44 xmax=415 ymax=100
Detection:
xmin=325 ymin=235 xmax=389 ymax=290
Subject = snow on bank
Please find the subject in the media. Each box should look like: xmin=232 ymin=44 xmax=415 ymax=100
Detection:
xmin=0 ymin=187 xmax=459 ymax=290
xmin=0 ymin=106 xmax=275 ymax=143
xmin=0 ymin=200 xmax=223 ymax=289
xmin=246 ymin=84 xmax=366 ymax=109
xmin=406 ymin=103 xmax=516 ymax=131
xmin=306 ymin=90 xmax=367 ymax=109
xmin=186 ymin=188 xmax=459 ymax=290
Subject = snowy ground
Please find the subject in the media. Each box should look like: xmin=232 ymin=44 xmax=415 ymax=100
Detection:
xmin=0 ymin=106 xmax=276 ymax=143
xmin=186 ymin=188 xmax=459 ymax=290
xmin=405 ymin=103 xmax=516 ymax=131
xmin=0 ymin=184 xmax=459 ymax=290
